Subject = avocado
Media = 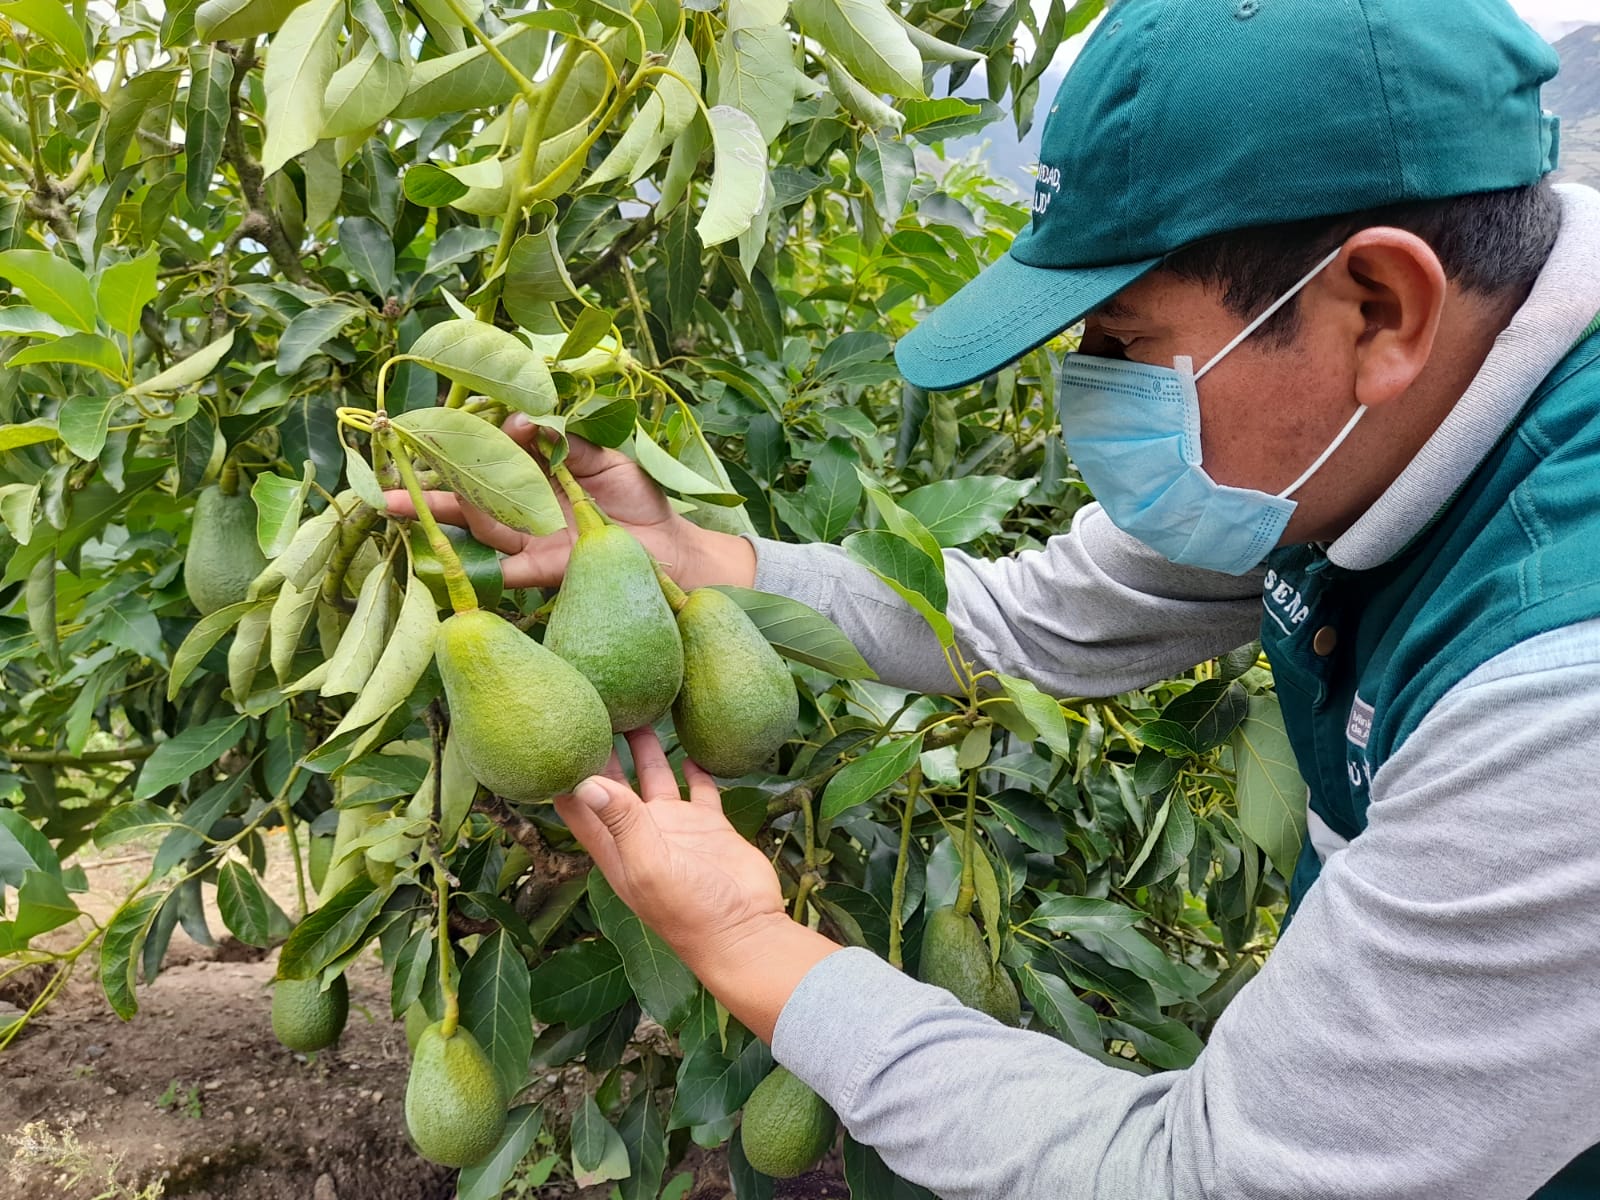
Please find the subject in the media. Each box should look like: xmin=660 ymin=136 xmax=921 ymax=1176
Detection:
xmin=404 ymin=1021 xmax=507 ymax=1168
xmin=544 ymin=514 xmax=683 ymax=732
xmin=917 ymin=905 xmax=1021 ymax=1026
xmin=184 ymin=485 xmax=269 ymax=614
xmin=740 ymin=1066 xmax=837 ymax=1178
xmin=435 ymin=609 xmax=613 ymax=803
xmin=670 ymin=589 xmax=797 ymax=776
xmin=271 ymin=974 xmax=349 ymax=1052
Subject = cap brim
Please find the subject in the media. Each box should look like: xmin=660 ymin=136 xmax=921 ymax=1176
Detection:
xmin=893 ymin=252 xmax=1161 ymax=390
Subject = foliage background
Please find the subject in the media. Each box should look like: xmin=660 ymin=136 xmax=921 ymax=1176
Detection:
xmin=0 ymin=0 xmax=1305 ymax=1193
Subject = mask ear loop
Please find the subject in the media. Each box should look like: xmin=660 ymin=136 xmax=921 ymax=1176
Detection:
xmin=1193 ymin=244 xmax=1344 ymax=381
xmin=1277 ymin=404 xmax=1368 ymax=499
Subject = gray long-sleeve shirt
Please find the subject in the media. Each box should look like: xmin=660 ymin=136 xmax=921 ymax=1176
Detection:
xmin=752 ymin=183 xmax=1600 ymax=1199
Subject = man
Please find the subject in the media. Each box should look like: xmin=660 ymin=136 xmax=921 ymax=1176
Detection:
xmin=394 ymin=0 xmax=1600 ymax=1194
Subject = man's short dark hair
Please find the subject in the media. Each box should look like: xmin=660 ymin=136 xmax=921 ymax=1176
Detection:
xmin=1158 ymin=179 xmax=1562 ymax=342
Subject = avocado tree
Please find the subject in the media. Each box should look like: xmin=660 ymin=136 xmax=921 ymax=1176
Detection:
xmin=0 ymin=0 xmax=1307 ymax=1192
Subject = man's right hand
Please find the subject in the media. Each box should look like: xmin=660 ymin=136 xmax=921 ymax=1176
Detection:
xmin=383 ymin=413 xmax=756 ymax=591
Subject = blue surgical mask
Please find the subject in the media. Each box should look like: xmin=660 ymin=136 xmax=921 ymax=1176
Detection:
xmin=1056 ymin=246 xmax=1365 ymax=575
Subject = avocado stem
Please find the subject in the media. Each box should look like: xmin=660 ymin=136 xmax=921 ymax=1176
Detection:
xmin=888 ymin=765 xmax=923 ymax=970
xmin=219 ymin=457 xmax=241 ymax=497
xmin=652 ymin=559 xmax=689 ymax=613
xmin=550 ymin=462 xmax=606 ymax=536
xmin=431 ymin=850 xmax=460 ymax=1038
xmin=954 ymin=770 xmax=977 ymax=919
xmin=383 ymin=430 xmax=478 ymax=616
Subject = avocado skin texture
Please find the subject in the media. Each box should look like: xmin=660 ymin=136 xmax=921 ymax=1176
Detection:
xmin=545 ymin=525 xmax=684 ymax=732
xmin=740 ymin=1066 xmax=837 ymax=1179
xmin=271 ymin=975 xmax=349 ymax=1052
xmin=671 ymin=589 xmax=798 ymax=777
xmin=404 ymin=1022 xmax=507 ymax=1168
xmin=436 ymin=609 xmax=613 ymax=803
xmin=917 ymin=905 xmax=1022 ymax=1026
xmin=184 ymin=486 xmax=269 ymax=614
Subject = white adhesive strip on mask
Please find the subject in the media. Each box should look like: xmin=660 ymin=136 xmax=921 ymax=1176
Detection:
xmin=1194 ymin=245 xmax=1345 ymax=381
xmin=1278 ymin=404 xmax=1369 ymax=499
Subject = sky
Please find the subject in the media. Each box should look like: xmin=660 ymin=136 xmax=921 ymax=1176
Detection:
xmin=1508 ymin=0 xmax=1596 ymax=40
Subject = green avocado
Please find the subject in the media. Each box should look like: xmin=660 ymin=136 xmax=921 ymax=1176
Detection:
xmin=544 ymin=518 xmax=683 ymax=732
xmin=404 ymin=1021 xmax=507 ymax=1168
xmin=184 ymin=485 xmax=269 ymax=614
xmin=740 ymin=1066 xmax=837 ymax=1179
xmin=917 ymin=904 xmax=1021 ymax=1026
xmin=436 ymin=609 xmax=613 ymax=804
xmin=271 ymin=974 xmax=349 ymax=1052
xmin=670 ymin=589 xmax=798 ymax=777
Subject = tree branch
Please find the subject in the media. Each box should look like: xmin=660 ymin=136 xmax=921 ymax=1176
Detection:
xmin=4 ymin=745 xmax=156 ymax=766
xmin=218 ymin=39 xmax=312 ymax=286
xmin=473 ymin=794 xmax=593 ymax=913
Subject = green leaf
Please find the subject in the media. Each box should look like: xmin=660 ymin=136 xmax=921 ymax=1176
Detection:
xmin=1074 ymin=925 xmax=1208 ymax=1002
xmin=403 ymin=164 xmax=470 ymax=207
xmin=617 ymin=1085 xmax=668 ymax=1200
xmin=93 ymin=800 xmax=173 ymax=851
xmin=339 ymin=216 xmax=396 ymax=297
xmin=329 ymin=570 xmax=439 ymax=736
xmin=55 ymin=393 xmax=119 ymax=459
xmin=251 ymin=467 xmax=314 ymax=558
xmin=321 ymin=558 xmax=395 ymax=696
xmin=697 ymin=105 xmax=767 ymax=248
xmin=458 ymin=1106 xmax=544 ymax=1200
xmin=130 ymin=330 xmax=234 ymax=395
xmin=99 ymin=892 xmax=164 ymax=1019
xmin=1231 ymin=693 xmax=1308 ymax=880
xmin=459 ymin=929 xmax=534 ymax=1100
xmin=277 ymin=300 xmax=362 ymax=375
xmin=185 ymin=47 xmax=234 ymax=209
xmin=348 ymin=0 xmax=404 ymax=60
xmin=824 ymin=53 xmax=905 ymax=133
xmin=0 ymin=0 xmax=86 ymax=66
xmin=195 ymin=0 xmax=307 ymax=41
xmin=791 ymin=0 xmax=923 ymax=97
xmin=100 ymin=594 xmax=165 ymax=662
xmin=801 ymin=438 xmax=861 ymax=543
xmin=0 ymin=808 xmax=58 ymax=891
xmin=900 ymin=476 xmax=1037 ymax=547
xmin=168 ymin=601 xmax=253 ymax=700
xmin=96 ymin=256 xmax=160 ymax=341
xmin=1026 ymin=894 xmax=1144 ymax=935
xmin=1160 ymin=678 xmax=1250 ymax=753
xmin=259 ymin=0 xmax=343 ymax=177
xmin=392 ymin=24 xmax=543 ymax=119
xmin=1121 ymin=791 xmax=1196 ymax=890
xmin=1017 ymin=962 xmax=1105 ymax=1057
xmin=843 ymin=1137 xmax=939 ymax=1200
xmin=392 ymin=406 xmax=565 ymax=536
xmin=667 ymin=1032 xmax=772 ymax=1129
xmin=2 ymin=868 xmax=79 ymax=948
xmin=710 ymin=586 xmax=874 ymax=678
xmin=821 ymin=732 xmax=924 ymax=820
xmin=0 ymin=419 xmax=60 ymax=451
xmin=713 ymin=25 xmax=801 ymax=143
xmin=134 ymin=715 xmax=248 ymax=800
xmin=1106 ymin=1011 xmax=1205 ymax=1069
xmin=995 ymin=674 xmax=1074 ymax=758
xmin=216 ymin=860 xmax=288 ymax=946
xmin=152 ymin=771 xmax=249 ymax=876
xmin=633 ymin=426 xmax=745 ymax=505
xmin=276 ymin=874 xmax=387 ymax=980
xmin=8 ymin=332 xmax=124 ymax=379
xmin=843 ymin=528 xmax=948 ymax=617
xmin=323 ymin=40 xmax=411 ymax=138
xmin=402 ymin=319 xmax=557 ymax=416
xmin=503 ymin=227 xmax=580 ymax=321
xmin=527 ymin=938 xmax=631 ymax=1027
xmin=859 ymin=130 xmax=915 ymax=221
xmin=571 ymin=1094 xmax=631 ymax=1188
xmin=0 ymin=251 xmax=96 ymax=332
xmin=588 ymin=869 xmax=699 ymax=1031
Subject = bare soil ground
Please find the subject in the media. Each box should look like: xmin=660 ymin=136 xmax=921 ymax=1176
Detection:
xmin=0 ymin=831 xmax=849 ymax=1200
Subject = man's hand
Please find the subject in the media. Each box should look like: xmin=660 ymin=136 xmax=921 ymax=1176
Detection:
xmin=557 ymin=729 xmax=840 ymax=1043
xmin=383 ymin=414 xmax=756 ymax=591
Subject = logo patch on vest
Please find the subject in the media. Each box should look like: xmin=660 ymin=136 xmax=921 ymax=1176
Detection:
xmin=1261 ymin=568 xmax=1311 ymax=635
xmin=1346 ymin=696 xmax=1374 ymax=749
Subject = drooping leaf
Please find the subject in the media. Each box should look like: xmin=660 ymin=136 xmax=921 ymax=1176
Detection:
xmin=402 ymin=319 xmax=557 ymax=416
xmin=185 ymin=47 xmax=234 ymax=209
xmin=711 ymin=586 xmax=874 ymax=678
xmin=587 ymin=869 xmax=698 ymax=1031
xmin=696 ymin=105 xmax=767 ymax=248
xmin=459 ymin=929 xmax=534 ymax=1100
xmin=392 ymin=406 xmax=565 ymax=536
xmin=133 ymin=715 xmax=248 ymax=799
xmin=821 ymin=732 xmax=925 ymax=820
xmin=0 ymin=251 xmax=96 ymax=332
xmin=1231 ymin=693 xmax=1308 ymax=880
xmin=259 ymin=0 xmax=344 ymax=177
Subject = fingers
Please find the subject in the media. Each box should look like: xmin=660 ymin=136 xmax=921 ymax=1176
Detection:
xmin=381 ymin=489 xmax=528 ymax=556
xmin=552 ymin=788 xmax=624 ymax=880
xmin=600 ymin=748 xmax=627 ymax=784
xmin=682 ymin=759 xmax=724 ymax=810
xmin=504 ymin=415 xmax=628 ymax=479
xmin=625 ymin=728 xmax=681 ymax=803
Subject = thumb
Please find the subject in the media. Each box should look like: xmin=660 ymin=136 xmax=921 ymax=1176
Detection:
xmin=571 ymin=775 xmax=644 ymax=842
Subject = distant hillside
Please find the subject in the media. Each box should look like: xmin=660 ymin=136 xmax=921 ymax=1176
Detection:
xmin=1549 ymin=24 xmax=1600 ymax=187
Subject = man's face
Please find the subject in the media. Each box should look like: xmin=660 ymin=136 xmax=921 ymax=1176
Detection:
xmin=1077 ymin=267 xmax=1370 ymax=543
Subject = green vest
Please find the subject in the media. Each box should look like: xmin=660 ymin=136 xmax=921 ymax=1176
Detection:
xmin=1259 ymin=323 xmax=1600 ymax=1198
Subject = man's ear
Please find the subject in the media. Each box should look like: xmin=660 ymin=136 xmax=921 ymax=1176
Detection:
xmin=1322 ymin=228 xmax=1447 ymax=409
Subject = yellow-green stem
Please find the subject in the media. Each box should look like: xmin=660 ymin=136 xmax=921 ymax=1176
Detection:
xmin=955 ymin=770 xmax=978 ymax=918
xmin=219 ymin=458 xmax=241 ymax=496
xmin=383 ymin=430 xmax=478 ymax=615
xmin=887 ymin=765 xmax=923 ymax=970
xmin=652 ymin=559 xmax=689 ymax=613
xmin=436 ymin=867 xmax=459 ymax=1036
xmin=277 ymin=769 xmax=307 ymax=922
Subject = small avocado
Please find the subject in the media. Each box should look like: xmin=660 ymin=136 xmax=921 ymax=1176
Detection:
xmin=545 ymin=515 xmax=684 ymax=732
xmin=740 ymin=1066 xmax=837 ymax=1178
xmin=404 ymin=1021 xmax=507 ymax=1168
xmin=917 ymin=904 xmax=1022 ymax=1026
xmin=184 ymin=485 xmax=269 ymax=614
xmin=436 ymin=609 xmax=613 ymax=803
xmin=271 ymin=974 xmax=349 ymax=1052
xmin=671 ymin=589 xmax=797 ymax=776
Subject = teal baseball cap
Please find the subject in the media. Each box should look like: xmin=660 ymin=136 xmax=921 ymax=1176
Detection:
xmin=895 ymin=0 xmax=1562 ymax=391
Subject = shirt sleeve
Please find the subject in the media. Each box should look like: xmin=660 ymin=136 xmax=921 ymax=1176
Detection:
xmin=749 ymin=501 xmax=1263 ymax=698
xmin=770 ymin=618 xmax=1600 ymax=1200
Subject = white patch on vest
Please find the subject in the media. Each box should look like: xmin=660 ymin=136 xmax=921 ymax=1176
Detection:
xmin=1306 ymin=806 xmax=1350 ymax=865
xmin=1347 ymin=695 xmax=1374 ymax=749
xmin=1261 ymin=568 xmax=1312 ymax=636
